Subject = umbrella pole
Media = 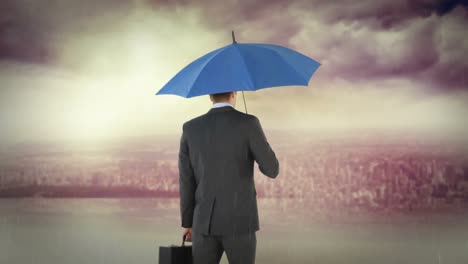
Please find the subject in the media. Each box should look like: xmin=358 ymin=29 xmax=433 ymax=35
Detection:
xmin=241 ymin=91 xmax=248 ymax=114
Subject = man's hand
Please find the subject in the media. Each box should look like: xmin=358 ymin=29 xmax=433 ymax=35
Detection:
xmin=183 ymin=228 xmax=192 ymax=242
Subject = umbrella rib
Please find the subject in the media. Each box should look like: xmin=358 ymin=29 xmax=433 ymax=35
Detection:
xmin=251 ymin=44 xmax=312 ymax=85
xmin=269 ymin=50 xmax=310 ymax=85
xmin=186 ymin=46 xmax=231 ymax=98
xmin=233 ymin=46 xmax=256 ymax=90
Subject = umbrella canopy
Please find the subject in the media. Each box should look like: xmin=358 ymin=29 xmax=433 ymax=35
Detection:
xmin=155 ymin=31 xmax=320 ymax=112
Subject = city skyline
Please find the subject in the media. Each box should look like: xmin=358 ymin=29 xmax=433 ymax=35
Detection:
xmin=1 ymin=131 xmax=467 ymax=216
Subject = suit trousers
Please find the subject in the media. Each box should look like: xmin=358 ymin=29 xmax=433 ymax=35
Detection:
xmin=192 ymin=230 xmax=257 ymax=264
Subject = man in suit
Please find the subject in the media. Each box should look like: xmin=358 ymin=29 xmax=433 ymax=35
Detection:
xmin=178 ymin=91 xmax=279 ymax=264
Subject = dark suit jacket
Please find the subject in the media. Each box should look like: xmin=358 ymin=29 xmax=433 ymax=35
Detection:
xmin=178 ymin=105 xmax=279 ymax=235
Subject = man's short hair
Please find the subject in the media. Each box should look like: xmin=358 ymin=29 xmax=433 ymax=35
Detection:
xmin=210 ymin=91 xmax=233 ymax=102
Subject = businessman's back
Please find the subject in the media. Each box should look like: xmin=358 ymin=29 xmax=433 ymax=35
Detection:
xmin=178 ymin=91 xmax=279 ymax=264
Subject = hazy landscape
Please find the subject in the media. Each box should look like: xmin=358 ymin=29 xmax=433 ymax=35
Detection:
xmin=1 ymin=130 xmax=467 ymax=214
xmin=1 ymin=130 xmax=468 ymax=263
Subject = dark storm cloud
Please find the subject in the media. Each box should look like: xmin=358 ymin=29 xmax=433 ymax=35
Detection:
xmin=148 ymin=0 xmax=468 ymax=90
xmin=317 ymin=4 xmax=468 ymax=90
xmin=174 ymin=0 xmax=467 ymax=89
xmin=1 ymin=0 xmax=467 ymax=90
xmin=0 ymin=0 xmax=131 ymax=63
xmin=154 ymin=0 xmax=468 ymax=30
xmin=294 ymin=0 xmax=468 ymax=29
xmin=435 ymin=0 xmax=468 ymax=15
xmin=322 ymin=20 xmax=440 ymax=80
xmin=0 ymin=1 xmax=50 ymax=63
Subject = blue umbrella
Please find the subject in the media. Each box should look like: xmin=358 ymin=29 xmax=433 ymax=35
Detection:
xmin=156 ymin=31 xmax=320 ymax=113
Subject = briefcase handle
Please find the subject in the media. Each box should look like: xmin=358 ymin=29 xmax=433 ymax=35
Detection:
xmin=182 ymin=234 xmax=192 ymax=247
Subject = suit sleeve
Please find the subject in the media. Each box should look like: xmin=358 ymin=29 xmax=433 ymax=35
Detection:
xmin=178 ymin=124 xmax=196 ymax=228
xmin=248 ymin=116 xmax=279 ymax=178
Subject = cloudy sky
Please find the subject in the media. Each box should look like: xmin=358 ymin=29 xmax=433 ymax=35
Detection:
xmin=0 ymin=0 xmax=467 ymax=145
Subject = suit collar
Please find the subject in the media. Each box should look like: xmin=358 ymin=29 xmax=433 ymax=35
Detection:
xmin=212 ymin=102 xmax=233 ymax=108
xmin=207 ymin=105 xmax=235 ymax=114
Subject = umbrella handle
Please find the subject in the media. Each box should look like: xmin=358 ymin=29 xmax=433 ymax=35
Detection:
xmin=241 ymin=91 xmax=248 ymax=114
